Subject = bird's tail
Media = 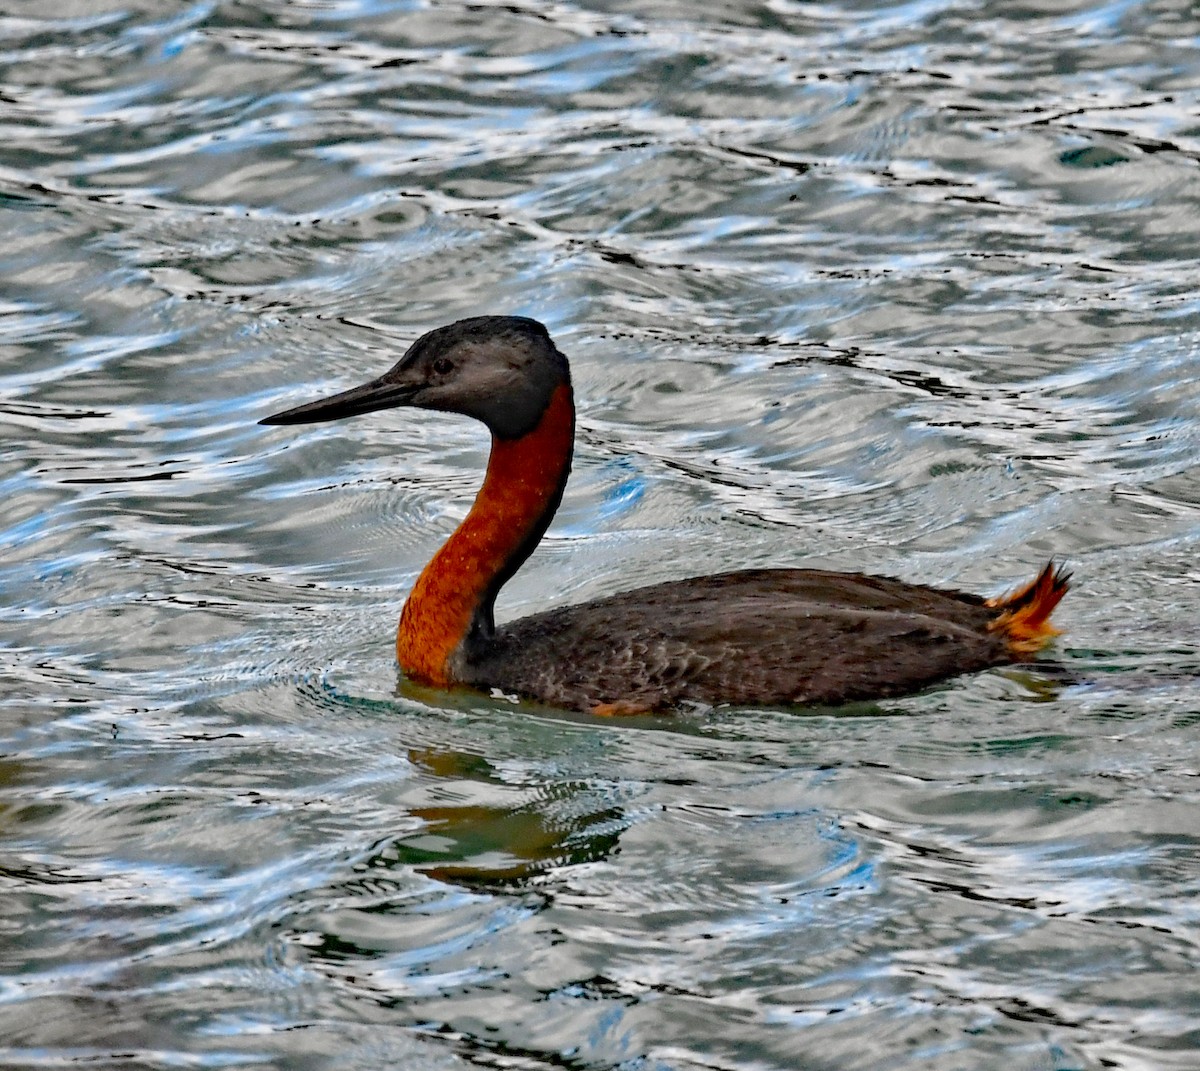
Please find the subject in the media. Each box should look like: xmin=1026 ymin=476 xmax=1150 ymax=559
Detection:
xmin=986 ymin=561 xmax=1071 ymax=657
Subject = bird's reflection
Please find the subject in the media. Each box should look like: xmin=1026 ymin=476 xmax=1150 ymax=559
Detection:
xmin=392 ymin=742 xmax=624 ymax=889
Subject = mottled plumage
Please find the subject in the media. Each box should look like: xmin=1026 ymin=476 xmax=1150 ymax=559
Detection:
xmin=469 ymin=568 xmax=1057 ymax=711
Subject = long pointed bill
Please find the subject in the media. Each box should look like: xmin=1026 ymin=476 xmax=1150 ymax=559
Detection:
xmin=259 ymin=375 xmax=418 ymax=425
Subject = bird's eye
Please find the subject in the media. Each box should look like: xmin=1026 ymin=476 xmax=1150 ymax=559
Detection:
xmin=432 ymin=356 xmax=453 ymax=376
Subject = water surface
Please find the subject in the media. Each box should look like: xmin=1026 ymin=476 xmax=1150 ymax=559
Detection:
xmin=3 ymin=2 xmax=1200 ymax=1068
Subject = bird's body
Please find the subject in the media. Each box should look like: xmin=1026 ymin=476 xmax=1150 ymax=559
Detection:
xmin=262 ymin=316 xmax=1068 ymax=715
xmin=462 ymin=567 xmax=1055 ymax=714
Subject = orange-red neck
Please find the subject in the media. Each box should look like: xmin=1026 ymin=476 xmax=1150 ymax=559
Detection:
xmin=397 ymin=382 xmax=575 ymax=686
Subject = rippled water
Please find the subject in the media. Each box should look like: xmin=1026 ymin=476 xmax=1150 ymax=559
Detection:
xmin=3 ymin=2 xmax=1200 ymax=1067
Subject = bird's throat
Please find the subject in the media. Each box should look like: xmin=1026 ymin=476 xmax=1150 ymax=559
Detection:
xmin=396 ymin=381 xmax=575 ymax=686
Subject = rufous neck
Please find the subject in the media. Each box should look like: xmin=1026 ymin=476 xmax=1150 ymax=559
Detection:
xmin=396 ymin=381 xmax=575 ymax=686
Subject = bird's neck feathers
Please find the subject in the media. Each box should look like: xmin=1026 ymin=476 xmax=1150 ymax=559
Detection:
xmin=397 ymin=381 xmax=575 ymax=686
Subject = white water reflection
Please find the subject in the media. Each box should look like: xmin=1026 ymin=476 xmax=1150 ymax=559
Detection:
xmin=2 ymin=2 xmax=1199 ymax=1068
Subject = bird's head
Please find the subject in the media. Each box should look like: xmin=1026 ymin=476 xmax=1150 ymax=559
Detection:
xmin=260 ymin=315 xmax=570 ymax=440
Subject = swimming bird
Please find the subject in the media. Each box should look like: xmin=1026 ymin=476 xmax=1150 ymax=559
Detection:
xmin=261 ymin=315 xmax=1069 ymax=715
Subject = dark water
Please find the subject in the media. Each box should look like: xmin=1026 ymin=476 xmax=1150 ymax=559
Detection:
xmin=3 ymin=2 xmax=1200 ymax=1068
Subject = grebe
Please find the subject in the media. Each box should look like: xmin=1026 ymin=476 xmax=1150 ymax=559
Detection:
xmin=262 ymin=316 xmax=1069 ymax=715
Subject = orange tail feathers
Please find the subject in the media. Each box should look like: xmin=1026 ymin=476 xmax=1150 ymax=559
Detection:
xmin=986 ymin=562 xmax=1071 ymax=657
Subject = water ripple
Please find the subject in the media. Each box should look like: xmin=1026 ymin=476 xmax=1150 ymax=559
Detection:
xmin=2 ymin=1 xmax=1200 ymax=1068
